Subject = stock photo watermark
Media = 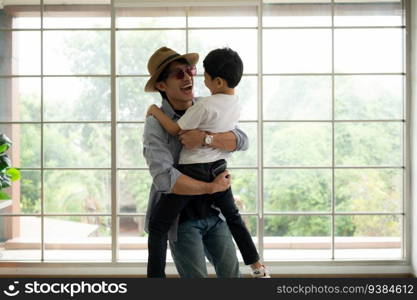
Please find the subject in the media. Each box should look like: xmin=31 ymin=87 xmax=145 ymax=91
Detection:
xmin=2 ymin=280 xmax=128 ymax=298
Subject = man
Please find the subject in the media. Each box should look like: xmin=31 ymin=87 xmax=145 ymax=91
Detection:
xmin=143 ymin=47 xmax=249 ymax=278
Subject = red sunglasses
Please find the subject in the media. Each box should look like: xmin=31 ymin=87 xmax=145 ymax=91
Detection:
xmin=168 ymin=65 xmax=197 ymax=80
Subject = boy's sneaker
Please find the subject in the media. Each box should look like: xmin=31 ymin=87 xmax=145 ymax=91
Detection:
xmin=251 ymin=265 xmax=271 ymax=278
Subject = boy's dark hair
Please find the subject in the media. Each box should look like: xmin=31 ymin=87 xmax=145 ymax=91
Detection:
xmin=203 ymin=48 xmax=243 ymax=88
xmin=156 ymin=58 xmax=189 ymax=100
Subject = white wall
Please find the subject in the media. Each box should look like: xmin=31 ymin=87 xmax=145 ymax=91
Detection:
xmin=411 ymin=0 xmax=417 ymax=277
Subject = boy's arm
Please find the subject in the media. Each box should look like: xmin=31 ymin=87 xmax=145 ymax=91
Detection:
xmin=147 ymin=104 xmax=181 ymax=136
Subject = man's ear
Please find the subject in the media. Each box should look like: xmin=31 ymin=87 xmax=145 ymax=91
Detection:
xmin=155 ymin=81 xmax=166 ymax=92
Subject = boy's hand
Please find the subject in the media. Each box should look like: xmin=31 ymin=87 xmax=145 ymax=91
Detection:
xmin=209 ymin=170 xmax=231 ymax=194
xmin=146 ymin=104 xmax=160 ymax=117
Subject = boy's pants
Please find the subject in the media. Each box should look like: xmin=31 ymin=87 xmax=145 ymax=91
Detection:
xmin=147 ymin=159 xmax=260 ymax=278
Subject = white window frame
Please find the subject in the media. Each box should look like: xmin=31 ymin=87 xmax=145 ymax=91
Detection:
xmin=0 ymin=0 xmax=412 ymax=276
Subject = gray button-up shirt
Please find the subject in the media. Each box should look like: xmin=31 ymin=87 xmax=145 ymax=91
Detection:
xmin=143 ymin=98 xmax=249 ymax=241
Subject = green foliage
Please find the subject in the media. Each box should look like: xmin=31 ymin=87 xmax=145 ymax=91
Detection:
xmin=0 ymin=133 xmax=21 ymax=199
xmin=6 ymin=168 xmax=20 ymax=181
xmin=0 ymin=133 xmax=11 ymax=153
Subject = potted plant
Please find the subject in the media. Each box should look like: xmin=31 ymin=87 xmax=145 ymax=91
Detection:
xmin=0 ymin=133 xmax=20 ymax=200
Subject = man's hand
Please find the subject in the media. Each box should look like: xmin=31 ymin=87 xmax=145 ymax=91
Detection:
xmin=178 ymin=129 xmax=206 ymax=149
xmin=208 ymin=170 xmax=231 ymax=194
xmin=146 ymin=104 xmax=160 ymax=117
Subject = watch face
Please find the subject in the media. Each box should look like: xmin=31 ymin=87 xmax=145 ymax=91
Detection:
xmin=205 ymin=135 xmax=213 ymax=145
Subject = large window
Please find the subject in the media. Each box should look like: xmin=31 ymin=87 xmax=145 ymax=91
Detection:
xmin=0 ymin=0 xmax=406 ymax=266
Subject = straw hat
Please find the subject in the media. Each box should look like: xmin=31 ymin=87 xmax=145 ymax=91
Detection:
xmin=144 ymin=47 xmax=199 ymax=92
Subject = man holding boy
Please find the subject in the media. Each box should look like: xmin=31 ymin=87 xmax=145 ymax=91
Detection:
xmin=143 ymin=47 xmax=249 ymax=278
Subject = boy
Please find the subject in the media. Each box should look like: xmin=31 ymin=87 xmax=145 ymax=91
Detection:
xmin=147 ymin=48 xmax=269 ymax=278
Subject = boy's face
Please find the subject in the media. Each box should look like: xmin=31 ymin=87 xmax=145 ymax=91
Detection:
xmin=156 ymin=61 xmax=195 ymax=104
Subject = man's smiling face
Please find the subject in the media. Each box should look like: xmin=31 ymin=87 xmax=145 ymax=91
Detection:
xmin=156 ymin=61 xmax=196 ymax=105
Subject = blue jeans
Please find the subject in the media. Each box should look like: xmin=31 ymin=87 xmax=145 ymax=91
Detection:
xmin=169 ymin=215 xmax=241 ymax=278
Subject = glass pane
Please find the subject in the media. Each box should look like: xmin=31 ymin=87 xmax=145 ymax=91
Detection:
xmin=44 ymin=216 xmax=111 ymax=261
xmin=334 ymin=0 xmax=402 ymax=27
xmin=335 ymin=75 xmax=403 ymax=120
xmin=117 ymin=30 xmax=185 ymax=75
xmin=335 ymin=122 xmax=403 ymax=166
xmin=118 ymin=171 xmax=152 ymax=213
xmin=263 ymin=1 xmax=331 ymax=27
xmin=118 ymin=124 xmax=146 ymax=168
xmin=43 ymin=4 xmax=111 ymax=28
xmin=188 ymin=6 xmax=257 ymax=27
xmin=193 ymin=75 xmax=258 ymax=121
xmin=264 ymin=169 xmax=331 ymax=212
xmin=44 ymin=124 xmax=111 ymax=168
xmin=264 ymin=216 xmax=331 ymax=260
xmin=335 ymin=215 xmax=401 ymax=259
xmin=21 ymin=170 xmax=41 ymax=214
xmin=44 ymin=77 xmax=111 ymax=121
xmin=43 ymin=31 xmax=110 ymax=75
xmin=44 ymin=170 xmax=111 ymax=213
xmin=0 ymin=124 xmax=41 ymax=168
xmin=230 ymin=169 xmax=257 ymax=213
xmin=263 ymin=76 xmax=332 ymax=120
xmin=228 ymin=122 xmax=257 ymax=168
xmin=335 ymin=169 xmax=402 ymax=213
xmin=0 ymin=31 xmax=41 ymax=75
xmin=116 ymin=7 xmax=185 ymax=28
xmin=1 ymin=170 xmax=41 ymax=215
xmin=118 ymin=216 xmax=148 ymax=262
xmin=0 ymin=77 xmax=41 ymax=122
xmin=0 ymin=216 xmax=41 ymax=261
xmin=189 ymin=29 xmax=257 ymax=74
xmin=334 ymin=29 xmax=403 ymax=73
xmin=264 ymin=123 xmax=332 ymax=167
xmin=0 ymin=4 xmax=41 ymax=29
xmin=263 ymin=29 xmax=331 ymax=74
xmin=118 ymin=77 xmax=158 ymax=121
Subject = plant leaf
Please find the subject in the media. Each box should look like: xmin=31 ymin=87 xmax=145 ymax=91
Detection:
xmin=0 ymin=173 xmax=12 ymax=189
xmin=0 ymin=133 xmax=12 ymax=154
xmin=0 ymin=191 xmax=10 ymax=200
xmin=0 ymin=154 xmax=11 ymax=170
xmin=6 ymin=168 xmax=21 ymax=181
xmin=0 ymin=144 xmax=8 ymax=154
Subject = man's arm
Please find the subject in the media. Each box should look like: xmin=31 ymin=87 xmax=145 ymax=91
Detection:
xmin=171 ymin=170 xmax=231 ymax=195
xmin=210 ymin=132 xmax=240 ymax=151
xmin=147 ymin=104 xmax=181 ymax=136
xmin=143 ymin=116 xmax=230 ymax=195
xmin=178 ymin=126 xmax=249 ymax=151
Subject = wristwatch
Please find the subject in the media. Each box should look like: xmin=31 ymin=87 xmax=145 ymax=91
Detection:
xmin=204 ymin=134 xmax=214 ymax=146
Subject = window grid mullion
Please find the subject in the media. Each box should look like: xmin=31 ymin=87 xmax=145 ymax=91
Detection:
xmin=110 ymin=0 xmax=118 ymax=263
xmin=257 ymin=0 xmax=264 ymax=262
xmin=402 ymin=0 xmax=410 ymax=262
xmin=12 ymin=166 xmax=406 ymax=172
xmin=40 ymin=0 xmax=45 ymax=263
xmin=0 ymin=120 xmax=407 ymax=125
xmin=331 ymin=0 xmax=336 ymax=261
xmin=0 ymin=26 xmax=406 ymax=32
